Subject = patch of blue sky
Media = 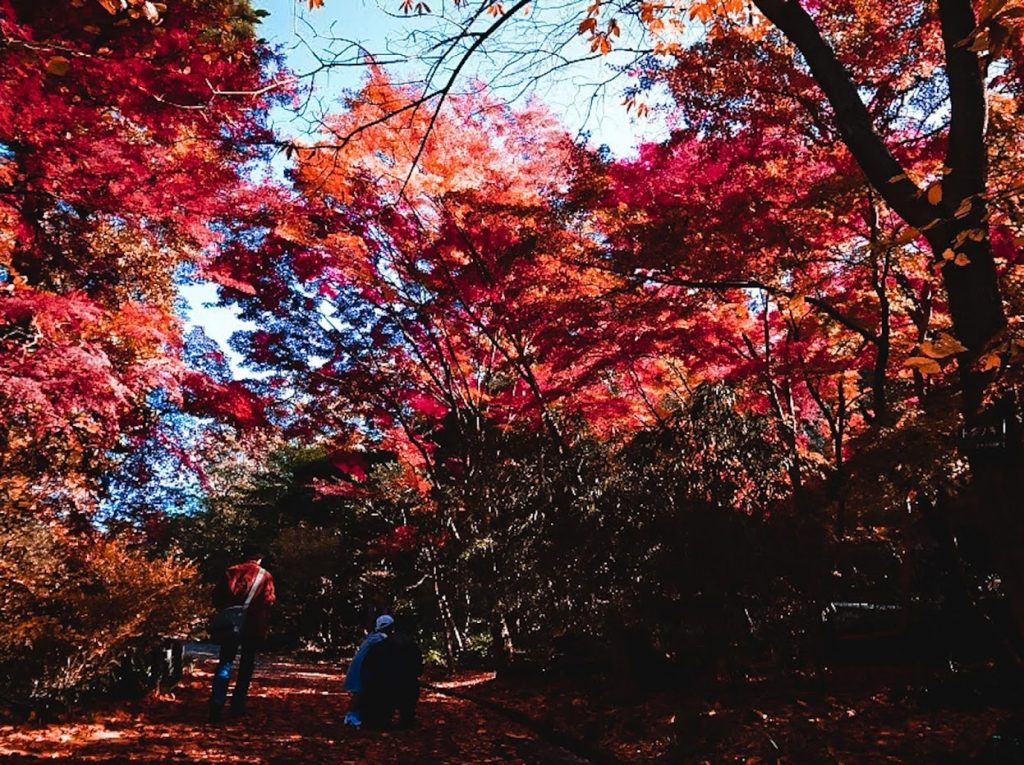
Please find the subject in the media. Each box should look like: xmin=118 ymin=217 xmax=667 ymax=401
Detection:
xmin=268 ymin=0 xmax=672 ymax=153
xmin=97 ymin=394 xmax=218 ymax=523
xmin=181 ymin=282 xmax=259 ymax=372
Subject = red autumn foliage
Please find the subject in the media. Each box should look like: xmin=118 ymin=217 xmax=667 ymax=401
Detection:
xmin=0 ymin=0 xmax=284 ymax=515
xmin=180 ymin=372 xmax=268 ymax=429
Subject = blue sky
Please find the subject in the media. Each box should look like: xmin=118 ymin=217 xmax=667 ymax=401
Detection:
xmin=253 ymin=0 xmax=667 ymax=152
xmin=183 ymin=0 xmax=668 ymax=374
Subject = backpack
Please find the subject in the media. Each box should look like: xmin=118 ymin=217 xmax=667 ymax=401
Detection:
xmin=209 ymin=568 xmax=266 ymax=644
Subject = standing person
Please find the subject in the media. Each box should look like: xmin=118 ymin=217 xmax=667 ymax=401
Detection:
xmin=342 ymin=614 xmax=393 ymax=728
xmin=209 ymin=546 xmax=275 ymax=723
xmin=361 ymin=615 xmax=423 ymax=730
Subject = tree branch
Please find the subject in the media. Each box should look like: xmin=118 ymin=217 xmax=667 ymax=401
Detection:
xmin=938 ymin=0 xmax=987 ymax=207
xmin=753 ymin=0 xmax=940 ymax=231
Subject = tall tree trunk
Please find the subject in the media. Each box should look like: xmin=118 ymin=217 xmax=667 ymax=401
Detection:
xmin=489 ymin=605 xmax=514 ymax=676
xmin=866 ymin=194 xmax=892 ymax=422
xmin=929 ymin=221 xmax=1005 ymax=407
xmin=429 ymin=552 xmax=463 ymax=671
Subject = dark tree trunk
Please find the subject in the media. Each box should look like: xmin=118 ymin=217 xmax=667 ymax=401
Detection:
xmin=489 ymin=606 xmax=514 ymax=676
xmin=928 ymin=223 xmax=1006 ymax=406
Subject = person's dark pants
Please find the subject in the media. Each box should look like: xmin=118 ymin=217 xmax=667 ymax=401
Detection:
xmin=396 ymin=684 xmax=419 ymax=728
xmin=362 ymin=684 xmax=419 ymax=729
xmin=210 ymin=639 xmax=257 ymax=712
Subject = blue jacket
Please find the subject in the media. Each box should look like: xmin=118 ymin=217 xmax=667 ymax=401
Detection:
xmin=343 ymin=631 xmax=388 ymax=692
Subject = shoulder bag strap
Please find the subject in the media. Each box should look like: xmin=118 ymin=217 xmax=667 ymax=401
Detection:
xmin=242 ymin=568 xmax=266 ymax=610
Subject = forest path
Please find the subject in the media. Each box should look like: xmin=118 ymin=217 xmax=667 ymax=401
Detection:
xmin=0 ymin=648 xmax=589 ymax=764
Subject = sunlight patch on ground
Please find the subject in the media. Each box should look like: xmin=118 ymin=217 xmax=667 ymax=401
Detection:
xmin=430 ymin=671 xmax=497 ymax=689
xmin=270 ymin=668 xmax=340 ymax=681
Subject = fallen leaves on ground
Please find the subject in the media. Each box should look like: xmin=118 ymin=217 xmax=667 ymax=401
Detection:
xmin=468 ymin=665 xmax=1016 ymax=764
xmin=1 ymin=657 xmax=1018 ymax=764
xmin=0 ymin=656 xmax=569 ymax=764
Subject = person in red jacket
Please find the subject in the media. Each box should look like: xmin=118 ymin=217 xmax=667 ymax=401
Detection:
xmin=209 ymin=546 xmax=275 ymax=722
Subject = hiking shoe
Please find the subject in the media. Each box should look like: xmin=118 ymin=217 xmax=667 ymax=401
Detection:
xmin=343 ymin=711 xmax=362 ymax=727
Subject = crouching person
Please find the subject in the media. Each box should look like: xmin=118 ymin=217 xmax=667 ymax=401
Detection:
xmin=342 ymin=615 xmax=393 ymax=727
xmin=361 ymin=615 xmax=423 ymax=730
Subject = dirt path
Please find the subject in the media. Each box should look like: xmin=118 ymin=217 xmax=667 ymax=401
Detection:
xmin=0 ymin=649 xmax=588 ymax=764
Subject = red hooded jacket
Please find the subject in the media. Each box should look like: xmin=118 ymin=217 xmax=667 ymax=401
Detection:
xmin=214 ymin=560 xmax=276 ymax=641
